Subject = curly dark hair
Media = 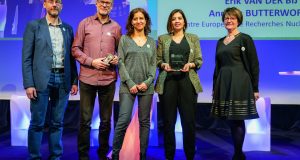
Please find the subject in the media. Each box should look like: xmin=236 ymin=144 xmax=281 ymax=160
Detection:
xmin=126 ymin=8 xmax=151 ymax=36
xmin=167 ymin=9 xmax=188 ymax=34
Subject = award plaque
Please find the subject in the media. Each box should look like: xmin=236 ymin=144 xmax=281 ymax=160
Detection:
xmin=170 ymin=54 xmax=184 ymax=71
xmin=103 ymin=53 xmax=114 ymax=64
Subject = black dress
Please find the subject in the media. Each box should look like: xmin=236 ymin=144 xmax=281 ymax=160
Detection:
xmin=211 ymin=33 xmax=259 ymax=120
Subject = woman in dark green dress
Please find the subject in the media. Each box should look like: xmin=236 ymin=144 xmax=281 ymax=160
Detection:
xmin=211 ymin=7 xmax=260 ymax=160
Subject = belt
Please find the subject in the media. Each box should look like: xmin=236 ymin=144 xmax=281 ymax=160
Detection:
xmin=51 ymin=68 xmax=64 ymax=73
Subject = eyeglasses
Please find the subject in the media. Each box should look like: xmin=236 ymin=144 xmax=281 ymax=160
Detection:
xmin=97 ymin=0 xmax=112 ymax=6
xmin=46 ymin=0 xmax=62 ymax=5
xmin=224 ymin=17 xmax=237 ymax=21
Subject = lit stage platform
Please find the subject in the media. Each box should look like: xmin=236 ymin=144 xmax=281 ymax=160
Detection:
xmin=9 ymin=94 xmax=271 ymax=154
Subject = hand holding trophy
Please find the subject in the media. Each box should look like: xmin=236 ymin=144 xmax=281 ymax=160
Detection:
xmin=102 ymin=53 xmax=114 ymax=65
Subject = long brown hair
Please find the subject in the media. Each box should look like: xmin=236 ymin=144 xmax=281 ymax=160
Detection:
xmin=126 ymin=8 xmax=151 ymax=36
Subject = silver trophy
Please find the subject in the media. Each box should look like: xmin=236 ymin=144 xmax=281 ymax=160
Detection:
xmin=103 ymin=53 xmax=114 ymax=65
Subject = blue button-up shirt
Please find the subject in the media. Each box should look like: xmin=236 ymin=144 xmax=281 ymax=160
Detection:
xmin=46 ymin=17 xmax=64 ymax=69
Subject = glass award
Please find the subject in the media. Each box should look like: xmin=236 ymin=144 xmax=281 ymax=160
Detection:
xmin=170 ymin=54 xmax=184 ymax=71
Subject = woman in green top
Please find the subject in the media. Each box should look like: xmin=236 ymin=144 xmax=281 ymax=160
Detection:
xmin=112 ymin=8 xmax=156 ymax=160
xmin=155 ymin=9 xmax=203 ymax=160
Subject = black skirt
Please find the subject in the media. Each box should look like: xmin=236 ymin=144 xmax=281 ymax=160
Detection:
xmin=211 ymin=64 xmax=259 ymax=120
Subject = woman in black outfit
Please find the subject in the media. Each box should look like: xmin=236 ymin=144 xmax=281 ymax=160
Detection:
xmin=211 ymin=7 xmax=260 ymax=160
xmin=155 ymin=9 xmax=203 ymax=160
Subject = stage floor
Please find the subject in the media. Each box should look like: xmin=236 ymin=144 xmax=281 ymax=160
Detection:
xmin=0 ymin=128 xmax=299 ymax=160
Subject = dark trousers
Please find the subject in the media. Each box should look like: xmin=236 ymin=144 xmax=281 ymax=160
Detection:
xmin=78 ymin=81 xmax=115 ymax=160
xmin=112 ymin=93 xmax=153 ymax=160
xmin=160 ymin=74 xmax=197 ymax=160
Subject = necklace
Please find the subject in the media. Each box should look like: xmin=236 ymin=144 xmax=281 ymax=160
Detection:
xmin=226 ymin=32 xmax=241 ymax=38
xmin=224 ymin=32 xmax=241 ymax=45
xmin=133 ymin=36 xmax=147 ymax=47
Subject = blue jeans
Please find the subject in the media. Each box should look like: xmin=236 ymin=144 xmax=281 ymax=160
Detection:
xmin=112 ymin=93 xmax=153 ymax=160
xmin=28 ymin=73 xmax=69 ymax=160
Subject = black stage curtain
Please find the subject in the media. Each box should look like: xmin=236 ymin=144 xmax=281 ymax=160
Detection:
xmin=1 ymin=100 xmax=300 ymax=132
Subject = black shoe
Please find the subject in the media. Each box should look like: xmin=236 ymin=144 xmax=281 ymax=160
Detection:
xmin=140 ymin=153 xmax=146 ymax=160
xmin=111 ymin=154 xmax=118 ymax=160
xmin=98 ymin=154 xmax=108 ymax=160
xmin=79 ymin=154 xmax=89 ymax=160
xmin=97 ymin=149 xmax=109 ymax=160
xmin=232 ymin=152 xmax=246 ymax=160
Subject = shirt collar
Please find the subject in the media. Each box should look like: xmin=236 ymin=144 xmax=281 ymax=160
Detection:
xmin=46 ymin=16 xmax=62 ymax=26
xmin=93 ymin=14 xmax=112 ymax=24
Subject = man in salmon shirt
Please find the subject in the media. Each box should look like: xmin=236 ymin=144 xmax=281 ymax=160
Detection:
xmin=72 ymin=0 xmax=121 ymax=159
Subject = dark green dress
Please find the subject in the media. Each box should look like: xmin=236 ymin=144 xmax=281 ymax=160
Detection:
xmin=211 ymin=33 xmax=259 ymax=120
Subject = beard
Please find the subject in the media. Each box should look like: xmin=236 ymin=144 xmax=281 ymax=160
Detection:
xmin=47 ymin=9 xmax=60 ymax=18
